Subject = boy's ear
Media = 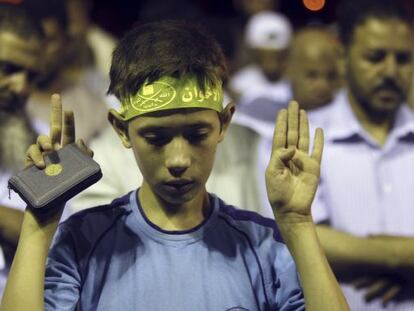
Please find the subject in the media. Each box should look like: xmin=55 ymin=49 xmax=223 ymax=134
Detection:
xmin=218 ymin=102 xmax=236 ymax=142
xmin=108 ymin=109 xmax=132 ymax=148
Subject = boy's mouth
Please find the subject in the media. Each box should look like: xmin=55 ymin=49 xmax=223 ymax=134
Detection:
xmin=163 ymin=179 xmax=195 ymax=192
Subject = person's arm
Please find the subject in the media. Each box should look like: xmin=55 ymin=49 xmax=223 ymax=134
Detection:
xmin=0 ymin=205 xmax=24 ymax=247
xmin=266 ymin=101 xmax=349 ymax=310
xmin=316 ymin=225 xmax=414 ymax=280
xmin=316 ymin=226 xmax=414 ymax=305
xmin=0 ymin=208 xmax=63 ymax=311
xmin=0 ymin=94 xmax=92 ymax=311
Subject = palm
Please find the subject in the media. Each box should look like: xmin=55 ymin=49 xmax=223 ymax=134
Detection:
xmin=265 ymin=102 xmax=323 ymax=220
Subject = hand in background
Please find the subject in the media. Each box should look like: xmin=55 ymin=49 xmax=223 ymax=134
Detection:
xmin=353 ymin=276 xmax=403 ymax=307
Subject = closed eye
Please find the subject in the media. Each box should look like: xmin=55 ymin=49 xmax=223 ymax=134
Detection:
xmin=142 ymin=133 xmax=172 ymax=146
xmin=184 ymin=131 xmax=209 ymax=143
xmin=365 ymin=50 xmax=385 ymax=63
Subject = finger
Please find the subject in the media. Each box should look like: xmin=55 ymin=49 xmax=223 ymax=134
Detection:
xmin=292 ymin=156 xmax=304 ymax=172
xmin=352 ymin=277 xmax=374 ymax=289
xmin=298 ymin=109 xmax=309 ymax=152
xmin=50 ymin=94 xmax=62 ymax=149
xmin=272 ymin=108 xmax=287 ymax=150
xmin=25 ymin=144 xmax=45 ymax=169
xmin=364 ymin=279 xmax=390 ymax=302
xmin=76 ymin=139 xmax=94 ymax=158
xmin=266 ymin=147 xmax=295 ymax=177
xmin=266 ymin=148 xmax=295 ymax=184
xmin=382 ymin=283 xmax=401 ymax=306
xmin=62 ymin=110 xmax=75 ymax=146
xmin=277 ymin=147 xmax=295 ymax=163
xmin=311 ymin=128 xmax=324 ymax=164
xmin=287 ymin=101 xmax=299 ymax=148
xmin=36 ymin=135 xmax=53 ymax=152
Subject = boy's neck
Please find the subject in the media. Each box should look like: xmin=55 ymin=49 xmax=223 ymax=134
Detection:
xmin=138 ymin=183 xmax=211 ymax=231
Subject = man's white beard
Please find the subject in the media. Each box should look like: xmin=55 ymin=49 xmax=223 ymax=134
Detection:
xmin=0 ymin=112 xmax=37 ymax=173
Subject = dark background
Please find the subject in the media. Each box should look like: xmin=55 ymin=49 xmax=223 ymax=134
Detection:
xmin=90 ymin=0 xmax=414 ymax=38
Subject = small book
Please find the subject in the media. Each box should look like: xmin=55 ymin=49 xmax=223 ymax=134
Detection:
xmin=8 ymin=143 xmax=102 ymax=212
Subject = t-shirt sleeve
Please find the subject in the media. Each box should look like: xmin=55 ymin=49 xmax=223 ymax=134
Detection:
xmin=44 ymin=224 xmax=81 ymax=311
xmin=270 ymin=244 xmax=305 ymax=311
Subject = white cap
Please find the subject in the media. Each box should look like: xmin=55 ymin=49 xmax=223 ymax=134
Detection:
xmin=245 ymin=11 xmax=293 ymax=50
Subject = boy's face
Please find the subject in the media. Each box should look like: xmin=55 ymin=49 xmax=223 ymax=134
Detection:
xmin=113 ymin=107 xmax=232 ymax=205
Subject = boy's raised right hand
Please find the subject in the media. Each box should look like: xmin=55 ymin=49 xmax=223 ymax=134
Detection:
xmin=25 ymin=94 xmax=93 ymax=170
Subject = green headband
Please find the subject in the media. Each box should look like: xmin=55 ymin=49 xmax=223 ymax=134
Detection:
xmin=119 ymin=75 xmax=224 ymax=120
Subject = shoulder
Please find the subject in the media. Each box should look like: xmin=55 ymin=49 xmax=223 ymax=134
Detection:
xmin=215 ymin=197 xmax=284 ymax=245
xmin=59 ymin=192 xmax=133 ymax=240
xmin=307 ymin=101 xmax=338 ymax=128
xmin=214 ymin=197 xmax=300 ymax=277
xmin=307 ymin=92 xmax=350 ymax=135
xmin=231 ymin=64 xmax=263 ymax=81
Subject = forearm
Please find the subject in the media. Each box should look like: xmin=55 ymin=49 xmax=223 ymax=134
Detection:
xmin=0 ymin=207 xmax=63 ymax=311
xmin=279 ymin=221 xmax=349 ymax=311
xmin=0 ymin=205 xmax=24 ymax=246
xmin=316 ymin=225 xmax=414 ymax=278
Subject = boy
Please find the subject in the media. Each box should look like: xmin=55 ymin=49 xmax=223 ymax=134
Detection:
xmin=1 ymin=21 xmax=348 ymax=310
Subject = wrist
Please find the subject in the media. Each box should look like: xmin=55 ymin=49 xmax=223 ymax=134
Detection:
xmin=274 ymin=209 xmax=313 ymax=225
xmin=21 ymin=205 xmax=64 ymax=238
xmin=276 ymin=220 xmax=318 ymax=250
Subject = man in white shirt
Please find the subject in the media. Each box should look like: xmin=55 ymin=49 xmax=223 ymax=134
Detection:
xmin=229 ymin=11 xmax=292 ymax=101
xmin=309 ymin=0 xmax=414 ymax=309
xmin=233 ymin=26 xmax=342 ymax=217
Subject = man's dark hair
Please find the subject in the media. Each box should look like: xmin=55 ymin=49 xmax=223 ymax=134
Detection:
xmin=22 ymin=0 xmax=68 ymax=31
xmin=0 ymin=3 xmax=44 ymax=40
xmin=337 ymin=0 xmax=413 ymax=47
xmin=108 ymin=20 xmax=228 ymax=100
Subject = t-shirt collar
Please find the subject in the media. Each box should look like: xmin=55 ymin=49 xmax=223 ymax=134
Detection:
xmin=128 ymin=190 xmax=220 ymax=245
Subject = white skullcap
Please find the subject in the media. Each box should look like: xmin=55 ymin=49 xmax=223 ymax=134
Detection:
xmin=245 ymin=11 xmax=293 ymax=50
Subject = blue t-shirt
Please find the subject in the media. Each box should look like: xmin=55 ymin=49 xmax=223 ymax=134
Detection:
xmin=45 ymin=191 xmax=304 ymax=311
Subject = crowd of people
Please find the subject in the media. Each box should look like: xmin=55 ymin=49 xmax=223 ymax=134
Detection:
xmin=0 ymin=0 xmax=413 ymax=310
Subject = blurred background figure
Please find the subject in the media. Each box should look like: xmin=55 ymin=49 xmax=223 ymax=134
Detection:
xmin=234 ymin=25 xmax=341 ymax=132
xmin=229 ymin=25 xmax=342 ymax=217
xmin=408 ymin=75 xmax=414 ymax=111
xmin=22 ymin=0 xmax=114 ymax=142
xmin=64 ymin=0 xmax=117 ymax=77
xmin=229 ymin=11 xmax=292 ymax=101
xmin=230 ymin=0 xmax=280 ymax=70
xmin=286 ymin=26 xmax=342 ymax=111
xmin=0 ymin=2 xmax=46 ymax=299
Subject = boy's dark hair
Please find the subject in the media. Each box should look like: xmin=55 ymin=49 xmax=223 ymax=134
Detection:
xmin=108 ymin=20 xmax=228 ymax=100
xmin=0 ymin=3 xmax=44 ymax=40
xmin=337 ymin=0 xmax=413 ymax=47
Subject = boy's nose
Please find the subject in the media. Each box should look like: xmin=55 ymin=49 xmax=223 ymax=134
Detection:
xmin=165 ymin=138 xmax=191 ymax=177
